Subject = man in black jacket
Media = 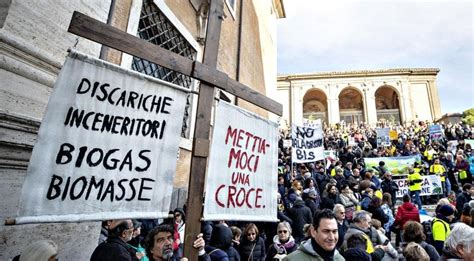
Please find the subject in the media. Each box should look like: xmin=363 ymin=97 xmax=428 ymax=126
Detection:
xmin=456 ymin=183 xmax=474 ymax=218
xmin=287 ymin=197 xmax=313 ymax=244
xmin=381 ymin=172 xmax=399 ymax=202
xmin=91 ymin=219 xmax=138 ymax=261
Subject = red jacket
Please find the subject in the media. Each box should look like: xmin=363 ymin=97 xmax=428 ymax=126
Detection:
xmin=395 ymin=202 xmax=420 ymax=228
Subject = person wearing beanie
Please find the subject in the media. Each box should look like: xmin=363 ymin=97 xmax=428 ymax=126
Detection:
xmin=432 ymin=204 xmax=454 ymax=254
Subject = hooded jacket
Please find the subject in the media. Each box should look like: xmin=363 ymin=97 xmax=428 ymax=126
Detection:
xmin=286 ymin=199 xmax=313 ymax=240
xmin=282 ymin=239 xmax=345 ymax=261
xmin=207 ymin=224 xmax=240 ymax=261
xmin=394 ymin=202 xmax=420 ymax=228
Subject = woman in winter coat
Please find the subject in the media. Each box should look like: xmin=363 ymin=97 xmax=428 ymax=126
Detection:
xmin=238 ymin=223 xmax=265 ymax=261
xmin=320 ymin=184 xmax=342 ymax=211
xmin=265 ymin=222 xmax=297 ymax=261
xmin=381 ymin=193 xmax=395 ymax=238
xmin=368 ymin=197 xmax=389 ymax=227
xmin=339 ymin=184 xmax=359 ymax=221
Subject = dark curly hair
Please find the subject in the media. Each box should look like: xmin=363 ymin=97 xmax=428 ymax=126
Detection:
xmin=144 ymin=224 xmax=174 ymax=255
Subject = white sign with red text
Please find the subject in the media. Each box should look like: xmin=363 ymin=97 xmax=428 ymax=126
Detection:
xmin=203 ymin=102 xmax=278 ymax=221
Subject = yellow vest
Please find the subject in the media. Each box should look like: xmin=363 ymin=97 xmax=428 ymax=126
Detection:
xmin=363 ymin=234 xmax=374 ymax=254
xmin=430 ymin=164 xmax=446 ymax=182
xmin=432 ymin=218 xmax=451 ymax=241
xmin=408 ymin=172 xmax=423 ymax=191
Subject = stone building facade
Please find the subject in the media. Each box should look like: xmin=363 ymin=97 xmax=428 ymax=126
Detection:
xmin=277 ymin=68 xmax=442 ymax=128
xmin=0 ymin=0 xmax=285 ymax=259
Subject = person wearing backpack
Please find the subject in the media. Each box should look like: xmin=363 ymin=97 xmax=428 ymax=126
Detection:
xmin=431 ymin=205 xmax=454 ymax=254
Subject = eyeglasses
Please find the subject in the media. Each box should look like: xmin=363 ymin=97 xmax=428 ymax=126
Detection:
xmin=339 ymin=212 xmax=345 ymax=214
xmin=175 ymin=213 xmax=181 ymax=217
xmin=277 ymin=230 xmax=288 ymax=234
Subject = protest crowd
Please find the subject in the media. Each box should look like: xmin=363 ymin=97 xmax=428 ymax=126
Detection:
xmin=14 ymin=121 xmax=474 ymax=261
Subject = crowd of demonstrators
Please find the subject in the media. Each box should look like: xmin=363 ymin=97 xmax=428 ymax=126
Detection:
xmin=83 ymin=120 xmax=474 ymax=261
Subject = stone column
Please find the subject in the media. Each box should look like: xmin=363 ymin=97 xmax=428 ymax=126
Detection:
xmin=364 ymin=88 xmax=378 ymax=124
xmin=428 ymin=80 xmax=442 ymax=120
xmin=399 ymin=81 xmax=412 ymax=124
xmin=293 ymin=84 xmax=304 ymax=125
xmin=328 ymin=98 xmax=340 ymax=125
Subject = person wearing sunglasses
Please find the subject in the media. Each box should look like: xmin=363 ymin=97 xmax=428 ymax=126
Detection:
xmin=91 ymin=219 xmax=138 ymax=261
xmin=266 ymin=222 xmax=297 ymax=260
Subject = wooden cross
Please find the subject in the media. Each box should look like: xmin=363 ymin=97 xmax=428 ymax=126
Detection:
xmin=68 ymin=0 xmax=282 ymax=259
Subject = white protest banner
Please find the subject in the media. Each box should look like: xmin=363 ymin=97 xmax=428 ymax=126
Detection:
xmin=283 ymin=139 xmax=292 ymax=148
xmin=17 ymin=51 xmax=187 ymax=223
xmin=303 ymin=118 xmax=322 ymax=129
xmin=376 ymin=128 xmax=391 ymax=146
xmin=203 ymin=102 xmax=278 ymax=221
xmin=291 ymin=123 xmax=324 ymax=163
xmin=395 ymin=175 xmax=443 ymax=198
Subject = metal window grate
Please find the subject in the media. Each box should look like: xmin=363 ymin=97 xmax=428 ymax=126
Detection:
xmin=132 ymin=1 xmax=197 ymax=138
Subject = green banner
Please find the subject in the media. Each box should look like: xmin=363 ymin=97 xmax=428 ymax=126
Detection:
xmin=364 ymin=155 xmax=422 ymax=176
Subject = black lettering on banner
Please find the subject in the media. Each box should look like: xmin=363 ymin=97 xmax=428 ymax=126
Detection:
xmin=101 ymin=180 xmax=114 ymax=202
xmin=76 ymin=78 xmax=91 ymax=94
xmin=294 ymin=127 xmax=314 ymax=139
xmin=70 ymin=176 xmax=88 ymax=200
xmin=138 ymin=178 xmax=155 ymax=201
xmin=126 ymin=178 xmax=139 ymax=201
xmin=86 ymin=176 xmax=104 ymax=200
xmin=55 ymin=143 xmax=152 ymax=172
xmin=46 ymin=174 xmax=63 ymax=200
xmin=56 ymin=143 xmax=74 ymax=165
xmin=136 ymin=150 xmax=151 ymax=172
xmin=115 ymin=179 xmax=127 ymax=201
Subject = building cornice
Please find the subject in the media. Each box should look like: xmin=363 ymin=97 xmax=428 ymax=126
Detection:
xmin=278 ymin=68 xmax=440 ymax=81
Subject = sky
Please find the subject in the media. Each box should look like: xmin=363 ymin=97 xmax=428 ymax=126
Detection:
xmin=277 ymin=0 xmax=473 ymax=114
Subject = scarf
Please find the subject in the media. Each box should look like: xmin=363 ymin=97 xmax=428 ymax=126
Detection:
xmin=311 ymin=237 xmax=335 ymax=261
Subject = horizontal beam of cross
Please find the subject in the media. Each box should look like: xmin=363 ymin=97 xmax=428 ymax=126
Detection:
xmin=68 ymin=11 xmax=282 ymax=116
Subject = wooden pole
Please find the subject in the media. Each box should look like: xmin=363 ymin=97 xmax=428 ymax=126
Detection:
xmin=183 ymin=0 xmax=224 ymax=259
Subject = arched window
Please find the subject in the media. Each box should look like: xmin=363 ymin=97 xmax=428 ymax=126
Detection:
xmin=339 ymin=88 xmax=365 ymax=124
xmin=303 ymin=89 xmax=328 ymax=123
xmin=375 ymin=86 xmax=401 ymax=124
